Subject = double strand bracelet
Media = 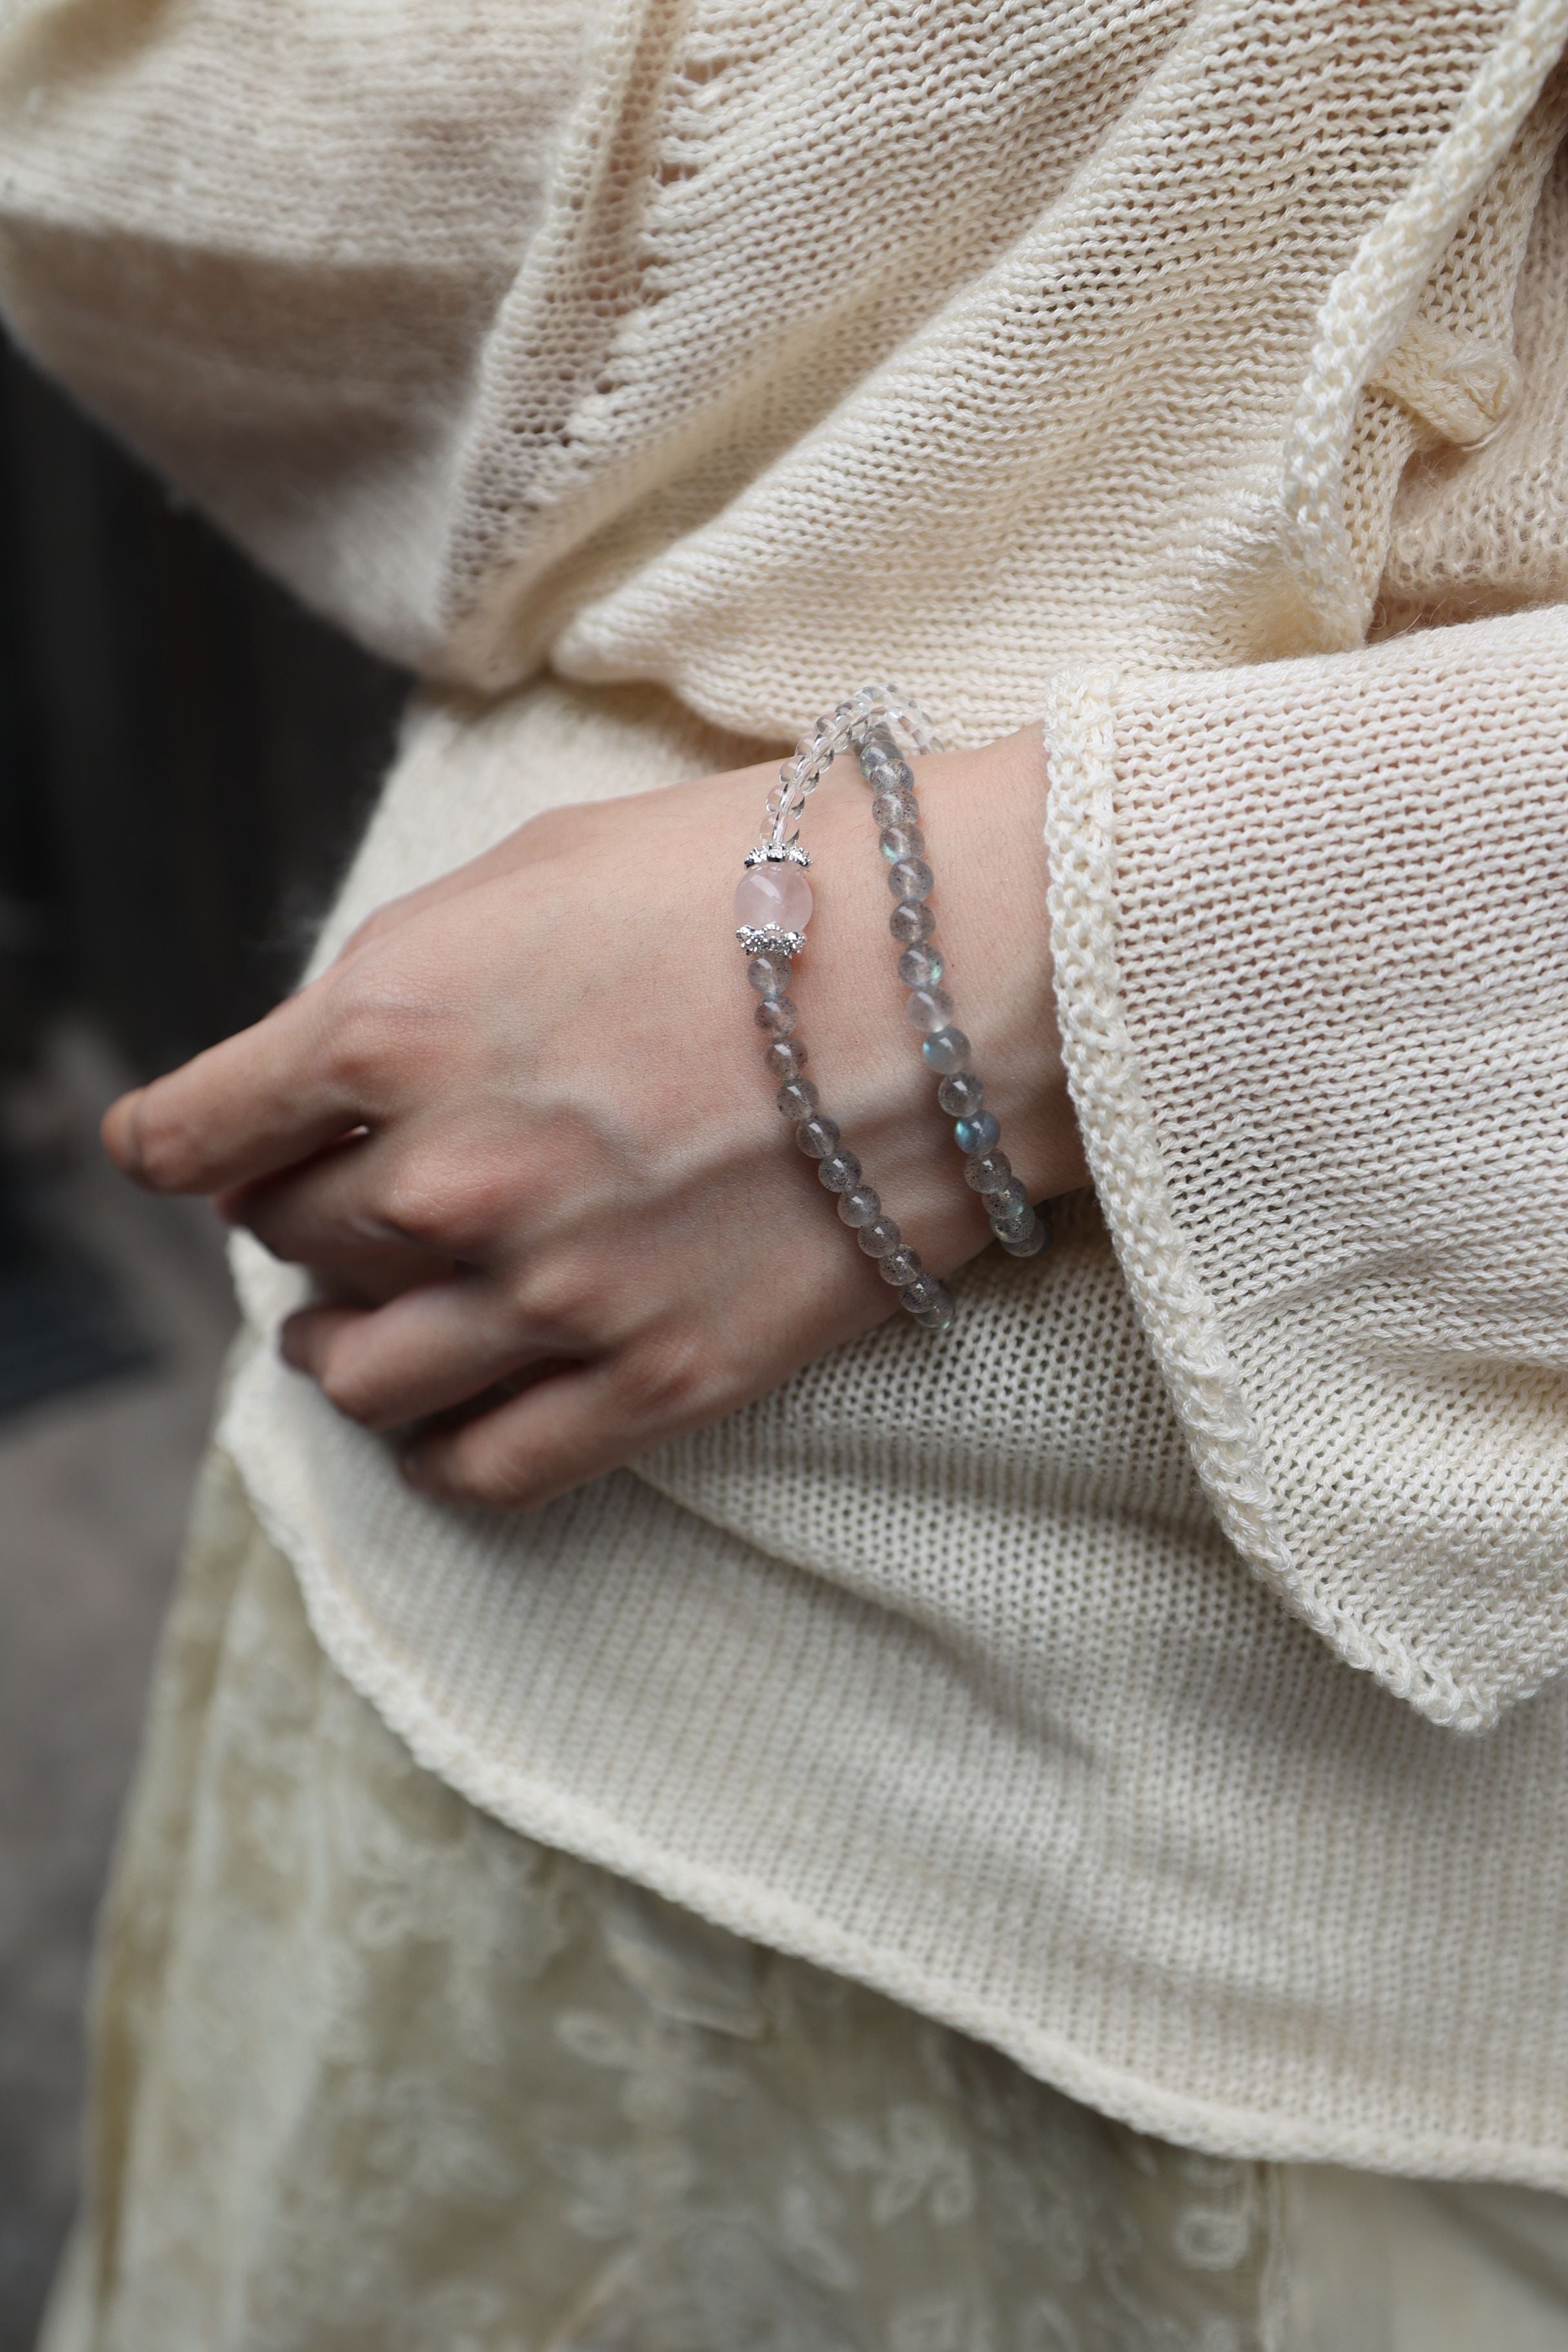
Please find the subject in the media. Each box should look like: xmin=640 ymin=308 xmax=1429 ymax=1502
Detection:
xmin=856 ymin=723 xmax=1052 ymax=1262
xmin=732 ymin=687 xmax=1049 ymax=1335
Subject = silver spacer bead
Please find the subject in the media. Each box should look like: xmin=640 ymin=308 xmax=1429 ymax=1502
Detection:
xmin=736 ymin=925 xmax=806 ymax=957
xmin=743 ymin=843 xmax=812 ymax=868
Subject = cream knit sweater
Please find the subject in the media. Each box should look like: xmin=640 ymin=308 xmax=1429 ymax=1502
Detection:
xmin=4 ymin=0 xmax=1568 ymax=2184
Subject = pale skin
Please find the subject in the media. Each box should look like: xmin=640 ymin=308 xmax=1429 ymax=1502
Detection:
xmin=102 ymin=725 xmax=1087 ymax=1509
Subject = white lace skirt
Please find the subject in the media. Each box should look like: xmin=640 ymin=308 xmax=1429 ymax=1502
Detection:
xmin=41 ymin=1448 xmax=1568 ymax=2352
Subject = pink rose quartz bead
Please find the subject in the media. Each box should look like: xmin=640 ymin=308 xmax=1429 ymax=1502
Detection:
xmin=733 ymin=862 xmax=813 ymax=932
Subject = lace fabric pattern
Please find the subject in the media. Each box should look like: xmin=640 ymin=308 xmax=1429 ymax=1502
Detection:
xmin=47 ymin=1448 xmax=1288 ymax=2352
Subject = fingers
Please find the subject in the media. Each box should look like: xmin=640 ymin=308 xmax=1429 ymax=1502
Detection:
xmin=279 ymin=1278 xmax=555 ymax=1430
xmin=103 ymin=981 xmax=371 ymax=1196
xmin=397 ymin=1326 xmax=727 ymax=1509
xmin=293 ymin=1248 xmax=459 ymax=1311
xmin=224 ymin=1132 xmax=420 ymax=1265
xmin=399 ymin=1358 xmax=628 ymax=1509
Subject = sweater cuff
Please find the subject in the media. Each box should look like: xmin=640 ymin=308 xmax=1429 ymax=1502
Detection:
xmin=1043 ymin=607 xmax=1568 ymax=1730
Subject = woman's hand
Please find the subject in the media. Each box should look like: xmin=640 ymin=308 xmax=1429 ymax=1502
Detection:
xmin=101 ymin=730 xmax=1085 ymax=1507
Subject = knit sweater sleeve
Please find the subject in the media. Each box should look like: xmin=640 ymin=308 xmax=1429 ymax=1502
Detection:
xmin=1043 ymin=602 xmax=1568 ymax=1731
xmin=0 ymin=0 xmax=611 ymax=662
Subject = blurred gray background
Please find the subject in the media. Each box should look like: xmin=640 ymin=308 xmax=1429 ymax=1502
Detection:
xmin=0 ymin=334 xmax=407 ymax=2351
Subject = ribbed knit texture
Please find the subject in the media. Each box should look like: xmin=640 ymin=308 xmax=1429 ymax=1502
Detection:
xmin=3 ymin=0 xmax=1567 ymax=2180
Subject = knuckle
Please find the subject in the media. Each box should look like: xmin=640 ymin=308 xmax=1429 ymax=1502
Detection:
xmin=447 ymin=1436 xmax=542 ymax=1510
xmin=318 ymin=966 xmax=437 ymax=1094
xmin=377 ymin=1160 xmax=505 ymax=1255
xmin=132 ymin=1095 xmax=202 ymax=1191
xmin=435 ymin=1162 xmax=516 ymax=1253
xmin=513 ymin=1255 xmax=600 ymax=1342
xmin=613 ymin=1327 xmax=720 ymax=1427
xmin=338 ymin=901 xmax=402 ymax=958
xmin=316 ymin=1338 xmax=381 ymax=1426
xmin=375 ymin=1170 xmax=454 ymax=1252
xmin=469 ymin=1462 xmax=538 ymax=1510
xmin=513 ymin=803 xmax=593 ymax=859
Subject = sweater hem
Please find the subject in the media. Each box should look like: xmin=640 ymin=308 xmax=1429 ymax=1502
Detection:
xmin=217 ymin=1412 xmax=1568 ymax=2194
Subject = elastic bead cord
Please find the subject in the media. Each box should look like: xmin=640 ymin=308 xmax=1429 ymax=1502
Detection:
xmin=732 ymin=693 xmax=956 ymax=1335
xmin=858 ymin=725 xmax=1053 ymax=1264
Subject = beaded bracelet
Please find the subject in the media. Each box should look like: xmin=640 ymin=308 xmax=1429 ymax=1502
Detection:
xmin=732 ymin=688 xmax=956 ymax=1333
xmin=856 ymin=724 xmax=1052 ymax=1262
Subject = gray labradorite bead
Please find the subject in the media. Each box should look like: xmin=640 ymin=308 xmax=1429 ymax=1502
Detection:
xmin=818 ymin=1149 xmax=863 ymax=1194
xmin=863 ymin=750 xmax=914 ymax=794
xmin=765 ymin=1037 xmax=808 ymax=1080
xmin=795 ymin=1114 xmax=841 ymax=1160
xmin=890 ymin=899 xmax=937 ymax=946
xmin=897 ymin=943 xmax=945 ymax=989
xmin=937 ymin=1070 xmax=983 ymax=1117
xmin=987 ymin=1180 xmax=1029 ymax=1222
xmin=857 ymin=1215 xmax=903 ymax=1258
xmin=887 ymin=856 xmax=935 ymax=903
xmin=838 ymin=1185 xmax=883 ymax=1228
xmin=990 ymin=1202 xmax=1035 ymax=1240
xmin=878 ymin=1244 xmax=924 ymax=1288
xmin=898 ymin=1271 xmax=943 ymax=1313
xmin=879 ymin=823 xmax=926 ymax=865
xmin=1000 ymin=1216 xmax=1048 ymax=1257
xmin=755 ymin=995 xmax=799 ymax=1037
xmin=921 ymin=1026 xmax=970 ymax=1074
xmin=954 ymin=1110 xmax=999 ymax=1155
xmin=746 ymin=951 xmax=792 ymax=999
xmin=776 ymin=1077 xmax=819 ymax=1122
xmin=964 ymin=1150 xmax=1014 ymax=1195
xmin=905 ymin=986 xmax=956 ymax=1034
xmin=871 ymin=787 xmax=918 ymax=830
xmin=910 ymin=1291 xmax=957 ymax=1331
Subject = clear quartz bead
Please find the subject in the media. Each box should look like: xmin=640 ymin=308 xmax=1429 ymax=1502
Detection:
xmin=776 ymin=1078 xmax=819 ymax=1122
xmin=818 ymin=1150 xmax=862 ymax=1193
xmin=754 ymin=995 xmax=799 ymax=1037
xmin=878 ymin=1244 xmax=923 ymax=1288
xmin=905 ymin=986 xmax=956 ymax=1034
xmin=921 ymin=1026 xmax=970 ymax=1073
xmin=964 ymin=1150 xmax=1013 ymax=1195
xmin=887 ymin=856 xmax=935 ymax=902
xmin=937 ymin=1070 xmax=983 ymax=1116
xmin=857 ymin=1216 xmax=903 ymax=1259
xmin=954 ymin=1110 xmax=1000 ymax=1155
xmin=879 ymin=823 xmax=925 ymax=864
xmin=890 ymin=899 xmax=937 ymax=945
xmin=838 ymin=1185 xmax=883 ymax=1228
xmin=897 ymin=943 xmax=944 ymax=988
xmin=765 ymin=1038 xmax=808 ymax=1080
xmin=795 ymin=1115 xmax=841 ymax=1160
xmin=747 ymin=952 xmax=792 ymax=999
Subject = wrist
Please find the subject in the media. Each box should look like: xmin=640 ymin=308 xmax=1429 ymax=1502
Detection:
xmin=772 ymin=724 xmax=1085 ymax=1280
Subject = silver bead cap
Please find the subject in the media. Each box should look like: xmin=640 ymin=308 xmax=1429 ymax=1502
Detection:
xmin=743 ymin=843 xmax=811 ymax=868
xmin=736 ymin=925 xmax=805 ymax=957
